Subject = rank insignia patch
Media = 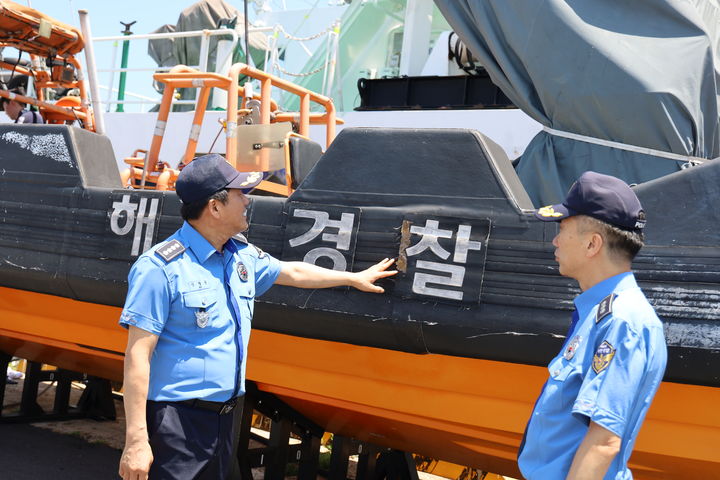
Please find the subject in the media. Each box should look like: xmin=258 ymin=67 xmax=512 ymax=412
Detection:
xmin=592 ymin=340 xmax=616 ymax=374
xmin=156 ymin=239 xmax=185 ymax=262
xmin=195 ymin=308 xmax=209 ymax=328
xmin=237 ymin=262 xmax=248 ymax=281
xmin=596 ymin=294 xmax=616 ymax=324
xmin=564 ymin=335 xmax=582 ymax=360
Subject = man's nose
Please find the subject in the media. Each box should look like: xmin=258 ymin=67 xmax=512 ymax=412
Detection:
xmin=552 ymin=234 xmax=559 ymax=247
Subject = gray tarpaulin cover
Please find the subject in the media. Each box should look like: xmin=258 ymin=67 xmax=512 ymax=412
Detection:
xmin=148 ymin=0 xmax=268 ymax=109
xmin=434 ymin=0 xmax=720 ymax=206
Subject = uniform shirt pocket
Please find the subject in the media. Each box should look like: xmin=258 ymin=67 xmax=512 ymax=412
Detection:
xmin=181 ymin=288 xmax=219 ymax=328
xmin=547 ymin=361 xmax=582 ymax=412
xmin=234 ymin=282 xmax=255 ymax=299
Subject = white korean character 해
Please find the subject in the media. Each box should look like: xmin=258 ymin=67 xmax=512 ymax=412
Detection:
xmin=110 ymin=194 xmax=159 ymax=256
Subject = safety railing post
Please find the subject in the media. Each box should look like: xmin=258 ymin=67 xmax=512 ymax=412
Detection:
xmin=199 ymin=30 xmax=210 ymax=72
xmin=260 ymin=77 xmax=272 ymax=124
xmin=116 ymin=21 xmax=136 ymax=112
xmin=227 ymin=64 xmax=241 ymax=168
xmin=299 ymin=94 xmax=310 ymax=137
xmin=184 ymin=86 xmax=212 ymax=165
xmin=145 ymin=84 xmax=176 ymax=182
xmin=78 ymin=9 xmax=105 ymax=134
xmin=105 ymin=40 xmax=119 ymax=112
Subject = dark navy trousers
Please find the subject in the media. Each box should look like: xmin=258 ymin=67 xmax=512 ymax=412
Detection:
xmin=146 ymin=400 xmax=241 ymax=480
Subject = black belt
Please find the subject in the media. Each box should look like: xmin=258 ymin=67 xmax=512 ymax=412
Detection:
xmin=178 ymin=397 xmax=239 ymax=415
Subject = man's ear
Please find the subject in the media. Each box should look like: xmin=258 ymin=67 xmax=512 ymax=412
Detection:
xmin=206 ymin=199 xmax=221 ymax=219
xmin=586 ymin=232 xmax=604 ymax=258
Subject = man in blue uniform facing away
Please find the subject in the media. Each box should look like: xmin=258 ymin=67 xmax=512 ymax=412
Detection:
xmin=118 ymin=154 xmax=397 ymax=480
xmin=519 ymin=171 xmax=667 ymax=479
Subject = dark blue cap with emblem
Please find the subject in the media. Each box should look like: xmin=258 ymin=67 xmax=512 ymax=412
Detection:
xmin=175 ymin=153 xmax=263 ymax=204
xmin=534 ymin=171 xmax=645 ymax=231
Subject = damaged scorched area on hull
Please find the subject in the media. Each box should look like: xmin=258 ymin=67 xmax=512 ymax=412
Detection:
xmin=0 ymin=125 xmax=719 ymax=477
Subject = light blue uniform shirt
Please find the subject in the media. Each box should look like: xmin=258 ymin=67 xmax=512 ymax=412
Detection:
xmin=119 ymin=222 xmax=281 ymax=402
xmin=518 ymin=272 xmax=667 ymax=479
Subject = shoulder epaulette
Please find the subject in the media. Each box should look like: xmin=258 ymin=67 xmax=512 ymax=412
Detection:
xmin=155 ymin=239 xmax=185 ymax=262
xmin=232 ymin=233 xmax=248 ymax=243
xmin=596 ymin=293 xmax=617 ymax=324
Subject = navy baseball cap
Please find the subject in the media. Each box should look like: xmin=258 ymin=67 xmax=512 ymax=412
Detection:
xmin=534 ymin=171 xmax=646 ymax=231
xmin=175 ymin=153 xmax=262 ymax=204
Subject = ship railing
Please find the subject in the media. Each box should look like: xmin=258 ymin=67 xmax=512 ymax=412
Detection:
xmin=92 ymin=27 xmax=274 ymax=112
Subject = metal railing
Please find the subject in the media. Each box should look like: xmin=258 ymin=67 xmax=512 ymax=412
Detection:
xmin=91 ymin=23 xmax=341 ymax=112
xmin=92 ymin=27 xmax=273 ymax=111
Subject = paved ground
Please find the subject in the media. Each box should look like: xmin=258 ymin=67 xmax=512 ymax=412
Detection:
xmin=0 ymin=376 xmax=490 ymax=480
xmin=0 ymin=423 xmax=121 ymax=479
xmin=2 ymin=375 xmax=124 ymax=479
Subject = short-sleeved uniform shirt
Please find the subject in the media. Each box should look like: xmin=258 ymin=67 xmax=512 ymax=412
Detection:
xmin=518 ymin=272 xmax=667 ymax=479
xmin=119 ymin=222 xmax=281 ymax=402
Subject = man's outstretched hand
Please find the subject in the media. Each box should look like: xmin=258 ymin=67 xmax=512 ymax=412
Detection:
xmin=352 ymin=258 xmax=397 ymax=293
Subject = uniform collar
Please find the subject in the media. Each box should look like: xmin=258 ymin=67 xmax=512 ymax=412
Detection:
xmin=573 ymin=271 xmax=637 ymax=319
xmin=180 ymin=221 xmax=217 ymax=264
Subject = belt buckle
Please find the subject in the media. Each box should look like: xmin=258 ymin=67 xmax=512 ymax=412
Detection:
xmin=220 ymin=398 xmax=236 ymax=415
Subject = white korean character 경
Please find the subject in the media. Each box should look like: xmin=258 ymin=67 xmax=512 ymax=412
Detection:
xmin=288 ymin=208 xmax=356 ymax=271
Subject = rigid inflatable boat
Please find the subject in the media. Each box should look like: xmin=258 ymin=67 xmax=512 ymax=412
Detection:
xmin=1 ymin=124 xmax=718 ymax=478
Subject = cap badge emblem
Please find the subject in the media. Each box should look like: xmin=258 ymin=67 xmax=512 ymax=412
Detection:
xmin=537 ymin=205 xmax=564 ymax=218
xmin=239 ymin=171 xmax=262 ymax=187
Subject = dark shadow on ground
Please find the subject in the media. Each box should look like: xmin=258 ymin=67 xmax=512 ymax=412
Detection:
xmin=0 ymin=423 xmax=121 ymax=479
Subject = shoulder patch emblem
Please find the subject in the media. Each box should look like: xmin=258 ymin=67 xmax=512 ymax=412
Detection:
xmin=592 ymin=340 xmax=616 ymax=374
xmin=596 ymin=293 xmax=616 ymax=324
xmin=155 ymin=239 xmax=185 ymax=262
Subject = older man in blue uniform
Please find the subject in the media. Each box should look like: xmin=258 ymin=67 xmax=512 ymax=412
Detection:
xmin=519 ymin=172 xmax=667 ymax=479
xmin=118 ymin=154 xmax=397 ymax=480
